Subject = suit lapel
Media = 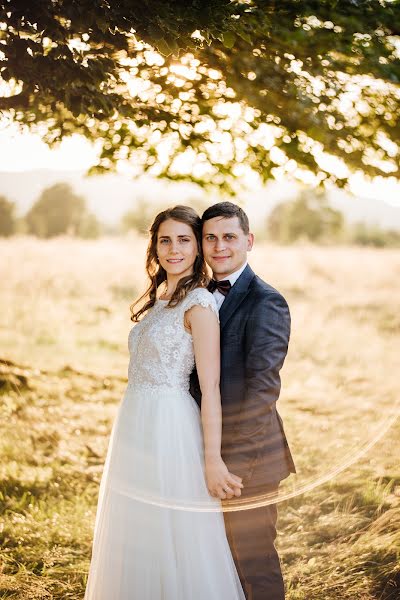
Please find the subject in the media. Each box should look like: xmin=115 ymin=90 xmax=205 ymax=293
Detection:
xmin=219 ymin=264 xmax=255 ymax=330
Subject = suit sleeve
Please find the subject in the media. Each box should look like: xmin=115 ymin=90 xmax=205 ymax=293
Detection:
xmin=228 ymin=292 xmax=291 ymax=482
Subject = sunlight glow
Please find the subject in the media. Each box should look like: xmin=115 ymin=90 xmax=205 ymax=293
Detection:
xmin=1 ymin=43 xmax=399 ymax=202
xmin=315 ymin=152 xmax=349 ymax=179
xmin=349 ymin=172 xmax=400 ymax=207
xmin=1 ymin=125 xmax=399 ymax=208
xmin=0 ymin=125 xmax=99 ymax=171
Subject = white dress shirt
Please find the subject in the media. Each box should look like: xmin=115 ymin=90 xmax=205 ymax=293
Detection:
xmin=212 ymin=262 xmax=248 ymax=310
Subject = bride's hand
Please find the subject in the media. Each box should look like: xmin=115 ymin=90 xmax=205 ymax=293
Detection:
xmin=205 ymin=456 xmax=243 ymax=500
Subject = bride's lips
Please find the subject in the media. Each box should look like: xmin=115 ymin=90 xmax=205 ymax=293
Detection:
xmin=166 ymin=258 xmax=184 ymax=263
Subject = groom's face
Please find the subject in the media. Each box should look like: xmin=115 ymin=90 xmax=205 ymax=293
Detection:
xmin=202 ymin=216 xmax=253 ymax=280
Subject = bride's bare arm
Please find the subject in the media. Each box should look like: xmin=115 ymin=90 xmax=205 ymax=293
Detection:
xmin=185 ymin=304 xmax=243 ymax=500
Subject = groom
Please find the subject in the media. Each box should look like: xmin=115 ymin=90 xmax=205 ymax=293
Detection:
xmin=190 ymin=201 xmax=296 ymax=600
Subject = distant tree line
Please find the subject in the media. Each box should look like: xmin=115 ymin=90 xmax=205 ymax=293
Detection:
xmin=121 ymin=191 xmax=400 ymax=248
xmin=0 ymin=183 xmax=100 ymax=238
xmin=0 ymin=184 xmax=399 ymax=247
xmin=0 ymin=196 xmax=16 ymax=237
xmin=265 ymin=189 xmax=400 ymax=247
xmin=267 ymin=189 xmax=343 ymax=244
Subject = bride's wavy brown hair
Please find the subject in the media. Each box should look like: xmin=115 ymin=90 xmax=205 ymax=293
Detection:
xmin=130 ymin=205 xmax=209 ymax=322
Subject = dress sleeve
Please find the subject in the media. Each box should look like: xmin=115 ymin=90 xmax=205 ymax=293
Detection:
xmin=183 ymin=288 xmax=219 ymax=321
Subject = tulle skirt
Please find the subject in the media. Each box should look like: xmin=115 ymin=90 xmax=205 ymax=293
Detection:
xmin=84 ymin=383 xmax=245 ymax=599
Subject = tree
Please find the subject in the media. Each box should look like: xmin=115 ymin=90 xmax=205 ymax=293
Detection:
xmin=121 ymin=198 xmax=156 ymax=235
xmin=1 ymin=1 xmax=399 ymax=192
xmin=25 ymin=182 xmax=90 ymax=237
xmin=350 ymin=222 xmax=400 ymax=247
xmin=267 ymin=189 xmax=344 ymax=242
xmin=0 ymin=196 xmax=16 ymax=236
xmin=77 ymin=212 xmax=101 ymax=239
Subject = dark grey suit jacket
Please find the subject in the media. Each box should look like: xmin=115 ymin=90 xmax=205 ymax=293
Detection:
xmin=190 ymin=264 xmax=296 ymax=486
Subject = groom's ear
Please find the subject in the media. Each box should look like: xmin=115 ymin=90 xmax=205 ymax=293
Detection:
xmin=247 ymin=233 xmax=254 ymax=251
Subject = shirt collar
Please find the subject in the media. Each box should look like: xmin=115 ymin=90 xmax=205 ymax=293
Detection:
xmin=224 ymin=262 xmax=248 ymax=287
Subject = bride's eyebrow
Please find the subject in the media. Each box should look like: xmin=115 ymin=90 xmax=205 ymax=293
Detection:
xmin=159 ymin=234 xmax=192 ymax=239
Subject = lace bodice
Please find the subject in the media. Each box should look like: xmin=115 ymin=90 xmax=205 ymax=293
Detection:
xmin=127 ymin=288 xmax=218 ymax=393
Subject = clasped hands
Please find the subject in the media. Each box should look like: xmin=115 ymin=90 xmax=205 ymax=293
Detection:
xmin=205 ymin=456 xmax=243 ymax=500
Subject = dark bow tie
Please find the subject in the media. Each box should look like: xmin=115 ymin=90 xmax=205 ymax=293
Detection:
xmin=208 ymin=279 xmax=232 ymax=296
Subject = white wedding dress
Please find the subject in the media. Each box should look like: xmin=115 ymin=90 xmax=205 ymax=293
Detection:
xmin=84 ymin=287 xmax=245 ymax=600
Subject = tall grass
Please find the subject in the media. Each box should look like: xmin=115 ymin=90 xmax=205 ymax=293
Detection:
xmin=0 ymin=235 xmax=399 ymax=599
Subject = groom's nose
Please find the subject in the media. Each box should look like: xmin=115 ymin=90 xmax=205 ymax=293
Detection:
xmin=214 ymin=237 xmax=226 ymax=251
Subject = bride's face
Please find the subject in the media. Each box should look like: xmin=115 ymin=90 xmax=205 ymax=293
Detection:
xmin=156 ymin=219 xmax=198 ymax=278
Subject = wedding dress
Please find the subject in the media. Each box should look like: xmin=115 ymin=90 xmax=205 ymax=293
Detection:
xmin=84 ymin=287 xmax=245 ymax=600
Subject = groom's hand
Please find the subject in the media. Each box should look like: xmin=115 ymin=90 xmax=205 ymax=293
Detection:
xmin=217 ymin=472 xmax=243 ymax=500
xmin=223 ymin=473 xmax=243 ymax=499
xmin=230 ymin=473 xmax=244 ymax=498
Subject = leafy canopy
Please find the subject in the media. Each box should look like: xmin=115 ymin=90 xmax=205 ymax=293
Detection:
xmin=1 ymin=0 xmax=399 ymax=192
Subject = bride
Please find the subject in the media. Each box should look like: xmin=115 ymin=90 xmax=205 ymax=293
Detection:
xmin=84 ymin=205 xmax=245 ymax=599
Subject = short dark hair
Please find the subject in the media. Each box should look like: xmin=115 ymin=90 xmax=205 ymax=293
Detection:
xmin=202 ymin=201 xmax=250 ymax=234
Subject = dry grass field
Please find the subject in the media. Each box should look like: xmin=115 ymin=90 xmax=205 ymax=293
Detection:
xmin=0 ymin=235 xmax=399 ymax=599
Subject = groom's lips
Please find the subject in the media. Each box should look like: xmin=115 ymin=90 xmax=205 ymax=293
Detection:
xmin=212 ymin=256 xmax=230 ymax=261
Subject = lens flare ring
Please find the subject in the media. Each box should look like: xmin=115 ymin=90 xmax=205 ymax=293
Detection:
xmin=114 ymin=402 xmax=399 ymax=513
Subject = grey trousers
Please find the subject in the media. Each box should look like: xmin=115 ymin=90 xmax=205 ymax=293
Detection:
xmin=223 ymin=473 xmax=285 ymax=600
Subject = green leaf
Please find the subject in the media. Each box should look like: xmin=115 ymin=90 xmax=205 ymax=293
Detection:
xmin=237 ymin=30 xmax=252 ymax=45
xmin=164 ymin=35 xmax=179 ymax=53
xmin=155 ymin=38 xmax=173 ymax=56
xmin=222 ymin=31 xmax=236 ymax=49
xmin=148 ymin=25 xmax=164 ymax=41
